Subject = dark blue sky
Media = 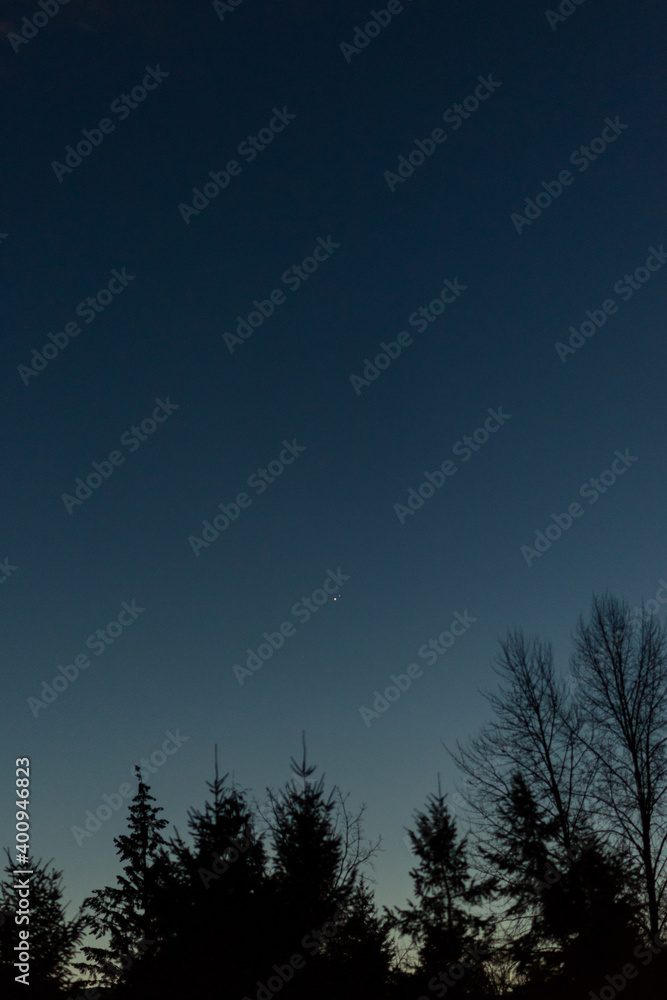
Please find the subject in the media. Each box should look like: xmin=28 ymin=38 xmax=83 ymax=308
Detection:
xmin=2 ymin=0 xmax=666 ymax=923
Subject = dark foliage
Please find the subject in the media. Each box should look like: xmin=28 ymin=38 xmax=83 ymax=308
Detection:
xmin=11 ymin=595 xmax=667 ymax=998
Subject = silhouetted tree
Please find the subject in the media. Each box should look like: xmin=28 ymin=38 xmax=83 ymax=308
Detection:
xmin=11 ymin=600 xmax=664 ymax=1000
xmin=0 ymin=850 xmax=86 ymax=998
xmin=268 ymin=750 xmax=348 ymax=915
xmin=449 ymin=592 xmax=667 ymax=997
xmin=131 ymin=750 xmax=269 ymax=998
xmin=451 ymin=629 xmax=593 ymax=867
xmin=264 ymin=736 xmax=377 ymax=913
xmin=248 ymin=736 xmax=379 ymax=999
xmin=545 ymin=834 xmax=642 ymax=995
xmin=389 ymin=781 xmax=494 ymax=998
xmin=569 ymin=592 xmax=667 ymax=937
xmin=322 ymin=876 xmax=395 ymax=999
xmin=479 ymin=771 xmax=557 ymax=987
xmin=76 ymin=766 xmax=170 ymax=991
xmin=481 ymin=771 xmax=642 ymax=997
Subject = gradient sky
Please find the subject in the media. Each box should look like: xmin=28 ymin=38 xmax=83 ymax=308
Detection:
xmin=1 ymin=0 xmax=666 ymax=936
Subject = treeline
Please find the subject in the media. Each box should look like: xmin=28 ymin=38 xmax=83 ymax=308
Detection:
xmin=2 ymin=592 xmax=667 ymax=999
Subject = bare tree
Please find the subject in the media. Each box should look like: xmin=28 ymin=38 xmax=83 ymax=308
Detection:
xmin=450 ymin=628 xmax=593 ymax=860
xmin=569 ymin=591 xmax=667 ymax=936
xmin=446 ymin=626 xmax=599 ymax=976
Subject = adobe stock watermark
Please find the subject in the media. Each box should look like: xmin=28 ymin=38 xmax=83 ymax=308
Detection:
xmin=27 ymin=600 xmax=146 ymax=716
xmin=242 ymin=907 xmax=346 ymax=1000
xmin=340 ymin=0 xmax=415 ymax=63
xmin=350 ymin=276 xmax=468 ymax=395
xmin=393 ymin=407 xmax=511 ymax=524
xmin=198 ymin=823 xmax=257 ymax=887
xmin=188 ymin=438 xmax=306 ymax=556
xmin=555 ymin=244 xmax=666 ymax=362
xmin=60 ymin=397 xmax=179 ymax=514
xmin=630 ymin=577 xmax=667 ymax=626
xmin=232 ymin=568 xmax=350 ymax=684
xmin=545 ymin=0 xmax=586 ymax=32
xmin=520 ymin=449 xmax=638 ymax=566
xmin=178 ymin=107 xmax=296 ymax=224
xmin=17 ymin=267 xmax=136 ymax=385
xmin=511 ymin=116 xmax=628 ymax=234
xmin=531 ymin=835 xmax=596 ymax=898
xmin=0 ymin=557 xmax=18 ymax=584
xmin=223 ymin=236 xmax=341 ymax=353
xmin=420 ymin=941 xmax=490 ymax=999
xmin=51 ymin=67 xmax=170 ymax=182
xmin=213 ymin=0 xmax=248 ymax=21
xmin=359 ymin=610 xmax=477 ymax=727
xmin=71 ymin=730 xmax=189 ymax=846
xmin=589 ymin=932 xmax=666 ymax=1000
xmin=6 ymin=0 xmax=71 ymax=54
xmin=384 ymin=74 xmax=502 ymax=192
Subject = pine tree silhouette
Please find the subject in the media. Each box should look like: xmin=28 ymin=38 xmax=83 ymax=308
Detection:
xmin=75 ymin=765 xmax=170 ymax=992
xmin=10 ymin=591 xmax=666 ymax=999
xmin=0 ymin=850 xmax=86 ymax=999
xmin=390 ymin=779 xmax=494 ymax=998
xmin=137 ymin=748 xmax=270 ymax=997
xmin=324 ymin=875 xmax=395 ymax=999
xmin=486 ymin=774 xmax=645 ymax=1000
xmin=244 ymin=735 xmax=379 ymax=999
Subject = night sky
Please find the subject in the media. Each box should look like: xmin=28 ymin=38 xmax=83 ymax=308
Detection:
xmin=2 ymin=0 xmax=666 ymax=931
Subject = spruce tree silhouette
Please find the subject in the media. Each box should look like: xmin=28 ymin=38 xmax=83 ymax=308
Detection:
xmin=480 ymin=771 xmax=559 ymax=989
xmin=0 ymin=850 xmax=86 ymax=999
xmin=484 ymin=771 xmax=645 ymax=1000
xmin=447 ymin=593 xmax=667 ymax=996
xmin=389 ymin=780 xmax=494 ymax=999
xmin=75 ymin=765 xmax=170 ymax=993
xmin=543 ymin=834 xmax=643 ymax=997
xmin=267 ymin=741 xmax=347 ymax=919
xmin=136 ymin=748 xmax=270 ymax=998
xmin=247 ymin=734 xmax=379 ymax=1000
xmin=323 ymin=875 xmax=395 ymax=1000
xmin=16 ymin=590 xmax=665 ymax=1000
